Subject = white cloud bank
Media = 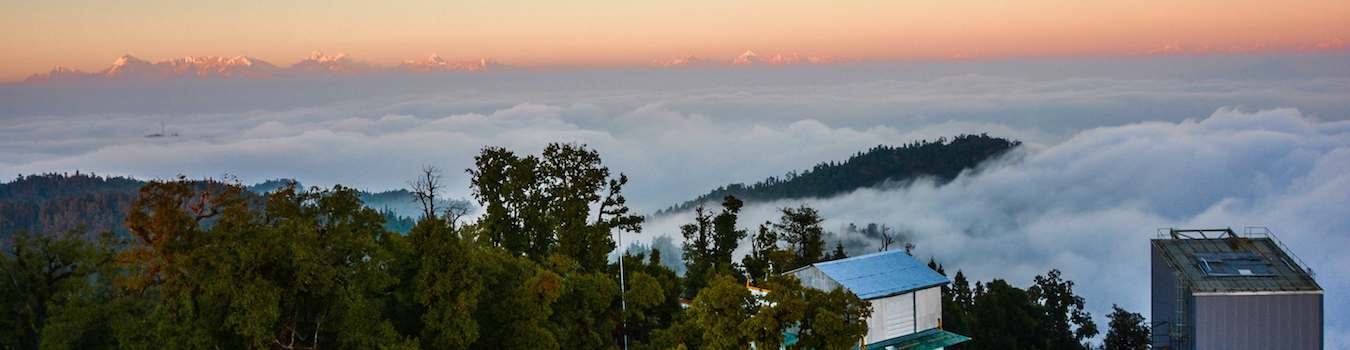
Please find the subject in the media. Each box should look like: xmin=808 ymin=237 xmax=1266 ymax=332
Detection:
xmin=643 ymin=108 xmax=1350 ymax=346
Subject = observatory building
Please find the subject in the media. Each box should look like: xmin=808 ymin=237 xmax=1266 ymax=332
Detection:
xmin=787 ymin=250 xmax=970 ymax=349
xmin=1151 ymin=228 xmax=1322 ymax=350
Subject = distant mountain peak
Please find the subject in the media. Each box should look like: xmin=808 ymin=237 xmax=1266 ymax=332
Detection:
xmin=398 ymin=53 xmax=497 ymax=72
xmin=654 ymin=50 xmax=845 ymax=68
xmin=732 ymin=50 xmax=762 ymax=65
xmin=111 ymin=54 xmax=150 ymax=66
xmin=653 ymin=55 xmax=716 ymax=67
xmin=305 ymin=51 xmax=348 ymax=63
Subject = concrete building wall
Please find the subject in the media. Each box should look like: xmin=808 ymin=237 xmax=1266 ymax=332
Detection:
xmin=1192 ymin=293 xmax=1323 ymax=350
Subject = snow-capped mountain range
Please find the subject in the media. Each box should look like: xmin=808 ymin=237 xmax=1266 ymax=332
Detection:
xmin=24 ymin=51 xmax=499 ymax=83
xmin=23 ymin=49 xmax=847 ymax=83
xmin=655 ymin=50 xmax=845 ymax=67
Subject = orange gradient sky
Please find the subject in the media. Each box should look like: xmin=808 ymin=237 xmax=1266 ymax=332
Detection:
xmin=2 ymin=0 xmax=1349 ymax=80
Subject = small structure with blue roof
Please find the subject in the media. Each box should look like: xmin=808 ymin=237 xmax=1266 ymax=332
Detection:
xmin=785 ymin=250 xmax=970 ymax=350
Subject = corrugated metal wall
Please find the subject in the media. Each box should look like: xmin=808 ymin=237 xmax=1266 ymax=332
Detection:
xmin=1152 ymin=244 xmax=1182 ymax=349
xmin=1192 ymin=293 xmax=1322 ymax=350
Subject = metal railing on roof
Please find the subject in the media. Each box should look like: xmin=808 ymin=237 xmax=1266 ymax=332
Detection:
xmin=1244 ymin=226 xmax=1316 ymax=280
xmin=1154 ymin=226 xmax=1316 ymax=280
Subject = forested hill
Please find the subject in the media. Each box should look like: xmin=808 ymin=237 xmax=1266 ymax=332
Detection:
xmin=0 ymin=173 xmax=451 ymax=238
xmin=657 ymin=134 xmax=1020 ymax=215
xmin=0 ymin=172 xmax=142 ymax=238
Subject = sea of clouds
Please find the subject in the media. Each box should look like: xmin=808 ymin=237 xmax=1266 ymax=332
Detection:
xmin=2 ymin=54 xmax=1348 ymax=346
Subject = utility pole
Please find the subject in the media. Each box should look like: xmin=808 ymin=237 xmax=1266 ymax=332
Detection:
xmin=617 ymin=228 xmax=629 ymax=350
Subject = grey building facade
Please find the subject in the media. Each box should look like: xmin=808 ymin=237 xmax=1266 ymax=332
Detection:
xmin=1151 ymin=228 xmax=1322 ymax=350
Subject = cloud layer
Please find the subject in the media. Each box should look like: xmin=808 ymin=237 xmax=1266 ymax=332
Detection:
xmin=643 ymin=108 xmax=1349 ymax=345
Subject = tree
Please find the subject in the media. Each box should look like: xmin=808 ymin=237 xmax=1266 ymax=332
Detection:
xmin=685 ymin=274 xmax=753 ymax=350
xmin=680 ymin=206 xmax=714 ymax=297
xmin=828 ymin=241 xmax=847 ymax=261
xmin=967 ymin=279 xmax=1043 ymax=350
xmin=409 ymin=217 xmax=481 ymax=350
xmin=471 ymin=249 xmax=564 ymax=350
xmin=682 ymin=196 xmax=748 ymax=297
xmin=709 ymin=196 xmax=747 ymax=268
xmin=942 ymin=270 xmax=975 ymax=344
xmin=467 ymin=143 xmax=642 ymax=271
xmin=1028 ymin=269 xmax=1098 ymax=350
xmin=116 ymin=180 xmax=406 ymax=349
xmin=771 ymin=205 xmax=827 ymax=269
xmin=550 ymin=270 xmax=620 ymax=350
xmin=468 ymin=146 xmax=544 ymax=257
xmin=740 ymin=223 xmax=775 ymax=285
xmin=616 ymin=251 xmax=683 ymax=349
xmin=1 ymin=229 xmax=121 ymax=350
xmin=409 ymin=165 xmax=443 ymax=219
xmin=1103 ymin=305 xmax=1149 ymax=350
xmin=793 ymin=287 xmax=872 ymax=350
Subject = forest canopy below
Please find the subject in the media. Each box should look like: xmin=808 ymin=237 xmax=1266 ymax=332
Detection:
xmin=2 ymin=138 xmax=1150 ymax=350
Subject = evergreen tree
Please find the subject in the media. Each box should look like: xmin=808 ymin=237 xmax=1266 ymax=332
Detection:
xmin=828 ymin=241 xmax=847 ymax=261
xmin=709 ymin=196 xmax=747 ymax=273
xmin=942 ymin=270 xmax=975 ymax=347
xmin=771 ymin=205 xmax=827 ymax=269
xmin=680 ymin=206 xmax=714 ymax=297
xmin=967 ymin=280 xmax=1043 ymax=350
xmin=682 ymin=196 xmax=748 ymax=297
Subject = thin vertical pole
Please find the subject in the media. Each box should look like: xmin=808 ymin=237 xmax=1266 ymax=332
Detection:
xmin=618 ymin=228 xmax=629 ymax=350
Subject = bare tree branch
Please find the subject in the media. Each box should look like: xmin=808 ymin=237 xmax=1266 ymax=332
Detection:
xmin=410 ymin=165 xmax=442 ymax=220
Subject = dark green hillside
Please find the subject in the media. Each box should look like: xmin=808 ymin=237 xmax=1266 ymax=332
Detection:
xmin=658 ymin=134 xmax=1020 ymax=215
xmin=0 ymin=173 xmax=142 ymax=238
xmin=0 ymin=174 xmax=451 ymax=238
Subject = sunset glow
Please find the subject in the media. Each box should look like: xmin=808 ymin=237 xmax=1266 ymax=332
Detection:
xmin=3 ymin=0 xmax=1349 ymax=81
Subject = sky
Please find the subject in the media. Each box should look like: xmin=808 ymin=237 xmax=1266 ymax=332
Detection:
xmin=3 ymin=0 xmax=1350 ymax=80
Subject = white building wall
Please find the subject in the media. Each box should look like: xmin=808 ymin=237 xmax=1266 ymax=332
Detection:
xmin=865 ymin=292 xmax=916 ymax=343
xmin=862 ymin=286 xmax=944 ymax=345
xmin=790 ymin=266 xmax=843 ymax=292
xmin=915 ymin=287 xmax=942 ymax=331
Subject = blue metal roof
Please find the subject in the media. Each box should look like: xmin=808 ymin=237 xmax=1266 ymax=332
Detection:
xmin=809 ymin=250 xmax=949 ymax=300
